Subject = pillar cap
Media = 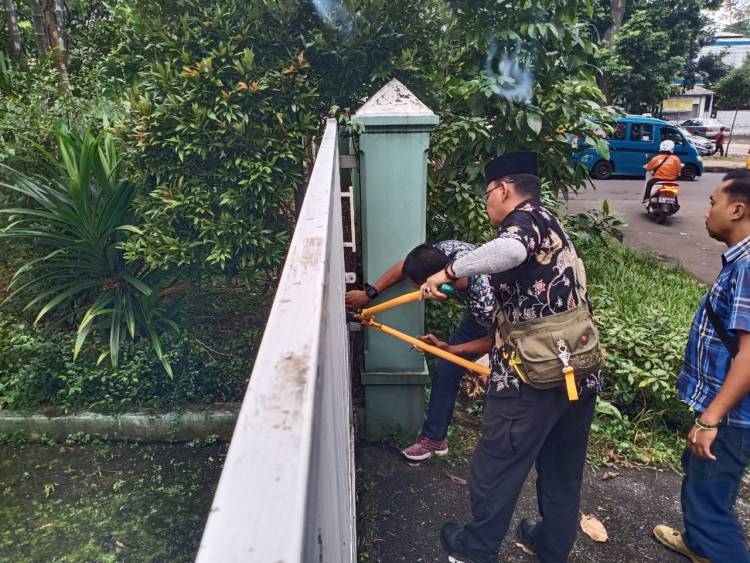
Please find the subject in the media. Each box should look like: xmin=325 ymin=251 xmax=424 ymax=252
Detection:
xmin=355 ymin=78 xmax=439 ymax=127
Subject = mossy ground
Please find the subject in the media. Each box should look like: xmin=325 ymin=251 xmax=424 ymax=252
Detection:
xmin=0 ymin=438 xmax=226 ymax=562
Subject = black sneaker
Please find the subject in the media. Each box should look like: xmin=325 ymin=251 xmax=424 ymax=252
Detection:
xmin=439 ymin=522 xmax=496 ymax=563
xmin=516 ymin=518 xmax=539 ymax=556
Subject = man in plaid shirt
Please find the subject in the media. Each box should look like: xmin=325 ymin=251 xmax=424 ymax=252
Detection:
xmin=654 ymin=169 xmax=750 ymax=563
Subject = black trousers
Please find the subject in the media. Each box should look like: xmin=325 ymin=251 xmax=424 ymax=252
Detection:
xmin=462 ymin=384 xmax=597 ymax=562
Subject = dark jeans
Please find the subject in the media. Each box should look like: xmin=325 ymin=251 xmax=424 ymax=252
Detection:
xmin=462 ymin=384 xmax=597 ymax=562
xmin=718 ymin=143 xmax=725 ymax=157
xmin=421 ymin=313 xmax=487 ymax=441
xmin=682 ymin=423 xmax=750 ymax=563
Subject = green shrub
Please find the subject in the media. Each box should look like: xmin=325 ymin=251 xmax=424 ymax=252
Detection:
xmin=109 ymin=0 xmax=327 ymax=276
xmin=581 ymin=238 xmax=705 ymax=463
xmin=0 ymin=60 xmax=118 ymax=181
xmin=0 ymin=310 xmax=258 ymax=412
xmin=582 ymin=238 xmax=704 ymax=415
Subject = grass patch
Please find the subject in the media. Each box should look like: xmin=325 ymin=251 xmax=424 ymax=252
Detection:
xmin=582 ymin=237 xmax=706 ymax=468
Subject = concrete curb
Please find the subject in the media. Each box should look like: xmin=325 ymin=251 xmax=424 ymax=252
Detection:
xmin=703 ymin=164 xmax=746 ymax=173
xmin=0 ymin=403 xmax=240 ymax=442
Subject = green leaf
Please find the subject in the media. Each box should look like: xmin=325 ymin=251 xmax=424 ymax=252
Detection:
xmin=527 ymin=113 xmax=542 ymax=135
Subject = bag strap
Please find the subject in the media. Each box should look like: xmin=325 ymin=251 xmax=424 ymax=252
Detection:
xmin=652 ymin=155 xmax=671 ymax=176
xmin=703 ymin=297 xmax=739 ymax=358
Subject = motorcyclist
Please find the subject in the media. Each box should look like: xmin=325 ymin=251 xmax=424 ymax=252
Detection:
xmin=642 ymin=140 xmax=682 ymax=204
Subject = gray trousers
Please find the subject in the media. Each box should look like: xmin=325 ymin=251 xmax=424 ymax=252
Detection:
xmin=462 ymin=384 xmax=597 ymax=562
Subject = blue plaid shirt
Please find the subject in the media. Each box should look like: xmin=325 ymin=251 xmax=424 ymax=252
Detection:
xmin=677 ymin=234 xmax=750 ymax=428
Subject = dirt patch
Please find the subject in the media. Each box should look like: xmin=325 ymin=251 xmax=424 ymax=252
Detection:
xmin=357 ymin=442 xmax=749 ymax=562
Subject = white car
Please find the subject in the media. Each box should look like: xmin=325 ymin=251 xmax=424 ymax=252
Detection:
xmin=679 ymin=118 xmax=727 ymax=139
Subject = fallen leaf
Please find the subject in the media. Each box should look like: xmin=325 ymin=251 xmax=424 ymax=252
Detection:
xmin=37 ymin=523 xmax=53 ymax=530
xmin=641 ymin=453 xmax=652 ymax=464
xmin=115 ymin=540 xmax=125 ymax=549
xmin=602 ymin=471 xmax=621 ymax=481
xmin=515 ymin=541 xmax=536 ymax=555
xmin=580 ymin=514 xmax=608 ymax=542
xmin=447 ymin=473 xmax=468 ymax=486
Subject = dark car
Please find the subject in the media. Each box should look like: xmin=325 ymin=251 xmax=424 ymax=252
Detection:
xmin=679 ymin=118 xmax=727 ymax=139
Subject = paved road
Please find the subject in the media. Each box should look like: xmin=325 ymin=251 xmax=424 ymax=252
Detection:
xmin=566 ymin=172 xmax=728 ymax=284
xmin=360 ymin=443 xmax=749 ymax=563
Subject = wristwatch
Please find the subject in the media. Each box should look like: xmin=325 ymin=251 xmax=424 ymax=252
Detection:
xmin=364 ymin=283 xmax=379 ymax=300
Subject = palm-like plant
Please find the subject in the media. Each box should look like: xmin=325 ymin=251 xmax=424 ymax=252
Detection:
xmin=0 ymin=124 xmax=180 ymax=375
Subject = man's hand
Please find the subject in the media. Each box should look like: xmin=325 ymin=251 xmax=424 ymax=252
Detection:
xmin=419 ymin=270 xmax=450 ymax=301
xmin=345 ymin=290 xmax=371 ymax=310
xmin=687 ymin=424 xmax=718 ymax=461
xmin=417 ymin=333 xmax=450 ymax=353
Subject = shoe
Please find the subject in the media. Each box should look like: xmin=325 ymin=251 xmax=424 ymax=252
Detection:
xmin=516 ymin=518 xmax=539 ymax=556
xmin=401 ymin=434 xmax=448 ymax=461
xmin=653 ymin=525 xmax=710 ymax=563
xmin=440 ymin=523 xmax=496 ymax=563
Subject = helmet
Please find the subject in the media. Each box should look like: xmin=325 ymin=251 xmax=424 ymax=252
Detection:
xmin=659 ymin=140 xmax=675 ymax=153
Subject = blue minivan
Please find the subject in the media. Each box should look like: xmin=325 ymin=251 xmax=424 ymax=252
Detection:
xmin=575 ymin=116 xmax=704 ymax=181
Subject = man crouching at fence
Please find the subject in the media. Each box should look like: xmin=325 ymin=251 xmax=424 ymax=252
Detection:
xmin=346 ymin=240 xmax=494 ymax=462
xmin=420 ymin=151 xmax=605 ymax=563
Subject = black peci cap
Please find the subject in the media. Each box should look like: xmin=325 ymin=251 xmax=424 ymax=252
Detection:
xmin=484 ymin=151 xmax=539 ymax=183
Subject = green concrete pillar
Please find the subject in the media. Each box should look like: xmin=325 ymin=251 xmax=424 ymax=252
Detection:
xmin=355 ymin=79 xmax=439 ymax=439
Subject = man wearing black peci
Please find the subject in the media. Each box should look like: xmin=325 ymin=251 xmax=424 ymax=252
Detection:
xmin=421 ymin=151 xmax=604 ymax=563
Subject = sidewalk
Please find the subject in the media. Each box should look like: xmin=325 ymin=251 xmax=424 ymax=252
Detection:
xmin=702 ymin=155 xmax=747 ymax=173
xmin=358 ymin=442 xmax=750 ymax=562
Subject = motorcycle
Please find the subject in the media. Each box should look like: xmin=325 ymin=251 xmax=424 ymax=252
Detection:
xmin=645 ymin=180 xmax=680 ymax=224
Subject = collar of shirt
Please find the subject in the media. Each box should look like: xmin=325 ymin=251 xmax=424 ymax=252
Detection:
xmin=722 ymin=233 xmax=750 ymax=267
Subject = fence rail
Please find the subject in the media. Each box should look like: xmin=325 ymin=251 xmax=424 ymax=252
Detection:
xmin=197 ymin=119 xmax=356 ymax=562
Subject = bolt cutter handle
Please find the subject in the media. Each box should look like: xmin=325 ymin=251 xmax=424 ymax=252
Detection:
xmin=359 ymin=283 xmax=454 ymax=318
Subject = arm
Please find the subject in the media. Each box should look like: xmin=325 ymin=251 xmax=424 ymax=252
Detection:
xmin=418 ymin=334 xmax=492 ymax=358
xmin=644 ymin=156 xmax=657 ymax=171
xmin=451 ymin=237 xmax=528 ymax=278
xmin=689 ymin=331 xmax=750 ymax=460
xmin=345 ymin=260 xmax=405 ymax=309
xmin=420 ymin=237 xmax=528 ymax=300
xmin=450 ymin=335 xmax=492 ymax=357
xmin=372 ymin=260 xmax=406 ymax=293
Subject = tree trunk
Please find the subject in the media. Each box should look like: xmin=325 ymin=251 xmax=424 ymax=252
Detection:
xmin=54 ymin=0 xmax=67 ymax=63
xmin=725 ymin=107 xmax=739 ymax=157
xmin=29 ymin=0 xmax=48 ymax=59
xmin=603 ymin=0 xmax=627 ymax=45
xmin=4 ymin=0 xmax=27 ymax=67
xmin=43 ymin=0 xmax=69 ymax=92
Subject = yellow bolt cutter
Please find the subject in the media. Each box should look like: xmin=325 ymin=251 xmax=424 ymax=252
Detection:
xmin=351 ymin=284 xmax=490 ymax=379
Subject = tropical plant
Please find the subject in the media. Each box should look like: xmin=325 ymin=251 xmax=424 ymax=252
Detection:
xmin=0 ymin=124 xmax=180 ymax=375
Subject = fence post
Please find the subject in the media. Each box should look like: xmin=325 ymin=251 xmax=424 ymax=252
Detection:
xmin=354 ymin=78 xmax=439 ymax=439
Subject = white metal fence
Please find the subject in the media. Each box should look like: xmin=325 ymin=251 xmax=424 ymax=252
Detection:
xmin=197 ymin=119 xmax=356 ymax=562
